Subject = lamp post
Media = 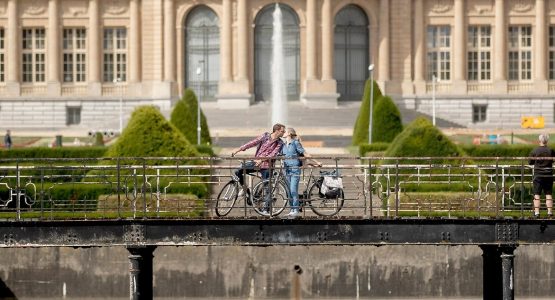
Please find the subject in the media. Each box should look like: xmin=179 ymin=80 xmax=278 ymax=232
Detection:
xmin=196 ymin=60 xmax=204 ymax=145
xmin=432 ymin=74 xmax=439 ymax=126
xmin=368 ymin=64 xmax=375 ymax=144
xmin=113 ymin=77 xmax=123 ymax=133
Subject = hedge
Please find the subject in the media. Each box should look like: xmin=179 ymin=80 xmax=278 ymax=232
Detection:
xmin=359 ymin=142 xmax=390 ymax=156
xmin=0 ymin=147 xmax=107 ymax=159
xmin=352 ymin=80 xmax=383 ymax=145
xmin=171 ymin=88 xmax=212 ymax=145
xmin=372 ymin=96 xmax=403 ymax=143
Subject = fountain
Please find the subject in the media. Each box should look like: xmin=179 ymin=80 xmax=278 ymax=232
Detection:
xmin=270 ymin=3 xmax=288 ymax=126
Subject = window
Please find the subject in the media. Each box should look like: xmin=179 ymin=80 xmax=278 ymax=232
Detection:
xmin=426 ymin=26 xmax=451 ymax=81
xmin=467 ymin=26 xmax=491 ymax=81
xmin=549 ymin=26 xmax=555 ymax=80
xmin=22 ymin=28 xmax=46 ymax=83
xmin=0 ymin=28 xmax=4 ymax=82
xmin=66 ymin=106 xmax=81 ymax=125
xmin=103 ymin=28 xmax=127 ymax=82
xmin=63 ymin=28 xmax=87 ymax=83
xmin=472 ymin=104 xmax=487 ymax=123
xmin=508 ymin=26 xmax=532 ymax=81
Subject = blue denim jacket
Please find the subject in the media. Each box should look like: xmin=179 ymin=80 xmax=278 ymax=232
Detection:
xmin=281 ymin=139 xmax=305 ymax=167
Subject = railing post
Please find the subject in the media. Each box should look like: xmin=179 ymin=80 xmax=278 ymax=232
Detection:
xmin=368 ymin=158 xmax=372 ymax=217
xmin=520 ymin=160 xmax=525 ymax=217
xmin=16 ymin=161 xmax=20 ymax=221
xmin=127 ymin=246 xmax=155 ymax=300
xmin=117 ymin=157 xmax=121 ymax=219
xmin=395 ymin=159 xmax=399 ymax=217
xmin=501 ymin=246 xmax=516 ymax=300
xmin=142 ymin=159 xmax=147 ymax=217
xmin=156 ymin=168 xmax=160 ymax=216
xmin=495 ymin=158 xmax=500 ymax=217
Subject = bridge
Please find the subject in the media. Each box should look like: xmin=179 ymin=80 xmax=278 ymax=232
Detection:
xmin=0 ymin=156 xmax=553 ymax=299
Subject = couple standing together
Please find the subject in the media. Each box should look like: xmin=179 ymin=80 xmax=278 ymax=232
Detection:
xmin=231 ymin=123 xmax=321 ymax=218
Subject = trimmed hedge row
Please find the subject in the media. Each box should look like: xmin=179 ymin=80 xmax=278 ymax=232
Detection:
xmin=359 ymin=143 xmax=390 ymax=156
xmin=0 ymin=147 xmax=107 ymax=159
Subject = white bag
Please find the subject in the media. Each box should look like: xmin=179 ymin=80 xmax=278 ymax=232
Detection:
xmin=320 ymin=176 xmax=343 ymax=196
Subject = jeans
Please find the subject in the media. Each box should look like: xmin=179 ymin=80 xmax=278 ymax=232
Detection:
xmin=286 ymin=167 xmax=301 ymax=210
xmin=234 ymin=161 xmax=270 ymax=209
xmin=234 ymin=161 xmax=269 ymax=185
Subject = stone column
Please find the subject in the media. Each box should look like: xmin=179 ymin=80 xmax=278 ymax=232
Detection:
xmin=237 ymin=0 xmax=248 ymax=82
xmin=378 ymin=0 xmax=390 ymax=85
xmin=413 ymin=0 xmax=425 ymax=93
xmin=321 ymin=0 xmax=333 ymax=81
xmin=452 ymin=0 xmax=467 ymax=93
xmin=163 ymin=0 xmax=175 ymax=82
xmin=535 ymin=0 xmax=548 ymax=92
xmin=47 ymin=0 xmax=60 ymax=96
xmin=6 ymin=0 xmax=20 ymax=95
xmin=220 ymin=0 xmax=232 ymax=83
xmin=88 ymin=0 xmax=101 ymax=95
xmin=217 ymin=0 xmax=252 ymax=109
xmin=494 ymin=0 xmax=507 ymax=93
xmin=129 ymin=0 xmax=141 ymax=83
xmin=306 ymin=0 xmax=316 ymax=80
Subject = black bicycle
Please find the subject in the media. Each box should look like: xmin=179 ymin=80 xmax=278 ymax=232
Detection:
xmin=215 ymin=167 xmax=288 ymax=217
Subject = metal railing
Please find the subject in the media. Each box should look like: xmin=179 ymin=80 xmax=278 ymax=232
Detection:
xmin=0 ymin=156 xmax=546 ymax=221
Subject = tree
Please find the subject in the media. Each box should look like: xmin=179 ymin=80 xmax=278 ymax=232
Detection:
xmin=372 ymin=96 xmax=403 ymax=143
xmin=170 ymin=88 xmax=211 ymax=145
xmin=352 ymin=80 xmax=383 ymax=145
xmin=107 ymin=105 xmax=199 ymax=158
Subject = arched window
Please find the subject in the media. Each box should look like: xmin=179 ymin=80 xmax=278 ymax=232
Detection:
xmin=185 ymin=6 xmax=219 ymax=101
xmin=254 ymin=4 xmax=300 ymax=102
xmin=334 ymin=5 xmax=369 ymax=101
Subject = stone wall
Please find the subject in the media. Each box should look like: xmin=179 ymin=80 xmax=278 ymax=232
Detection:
xmin=0 ymin=245 xmax=554 ymax=298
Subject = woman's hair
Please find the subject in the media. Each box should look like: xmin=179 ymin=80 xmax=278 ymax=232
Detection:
xmin=539 ymin=133 xmax=549 ymax=145
xmin=287 ymin=127 xmax=301 ymax=141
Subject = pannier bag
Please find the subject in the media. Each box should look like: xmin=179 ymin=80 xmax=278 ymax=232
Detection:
xmin=319 ymin=172 xmax=343 ymax=199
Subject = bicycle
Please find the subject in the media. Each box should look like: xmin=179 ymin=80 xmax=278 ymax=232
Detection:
xmin=252 ymin=158 xmax=345 ymax=217
xmin=215 ymin=163 xmax=288 ymax=217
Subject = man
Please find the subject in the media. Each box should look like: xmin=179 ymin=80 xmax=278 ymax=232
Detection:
xmin=231 ymin=123 xmax=285 ymax=211
xmin=4 ymin=130 xmax=12 ymax=150
xmin=529 ymin=133 xmax=555 ymax=218
xmin=231 ymin=123 xmax=285 ymax=185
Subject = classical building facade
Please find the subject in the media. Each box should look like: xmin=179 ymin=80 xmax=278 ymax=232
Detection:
xmin=0 ymin=0 xmax=554 ymax=129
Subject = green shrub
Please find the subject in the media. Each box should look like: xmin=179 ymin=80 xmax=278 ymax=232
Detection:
xmin=352 ymin=80 xmax=383 ymax=145
xmin=384 ymin=117 xmax=465 ymax=163
xmin=0 ymin=147 xmax=106 ymax=159
xmin=195 ymin=145 xmax=215 ymax=157
xmin=94 ymin=132 xmax=105 ymax=146
xmin=359 ymin=142 xmax=390 ymax=156
xmin=107 ymin=105 xmax=199 ymax=158
xmin=461 ymin=144 xmax=536 ymax=158
xmin=170 ymin=88 xmax=211 ymax=145
xmin=372 ymin=96 xmax=403 ymax=143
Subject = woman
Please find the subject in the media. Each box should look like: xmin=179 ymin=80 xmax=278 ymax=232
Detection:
xmin=281 ymin=127 xmax=322 ymax=218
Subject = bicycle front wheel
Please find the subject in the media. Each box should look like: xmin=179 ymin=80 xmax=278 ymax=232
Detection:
xmin=308 ymin=183 xmax=344 ymax=217
xmin=215 ymin=181 xmax=239 ymax=217
xmin=252 ymin=180 xmax=288 ymax=216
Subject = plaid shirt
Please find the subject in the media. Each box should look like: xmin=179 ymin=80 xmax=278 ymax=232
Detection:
xmin=239 ymin=133 xmax=284 ymax=169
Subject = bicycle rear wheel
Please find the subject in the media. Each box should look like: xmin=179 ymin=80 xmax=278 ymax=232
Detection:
xmin=308 ymin=183 xmax=344 ymax=217
xmin=252 ymin=180 xmax=288 ymax=216
xmin=215 ymin=181 xmax=239 ymax=217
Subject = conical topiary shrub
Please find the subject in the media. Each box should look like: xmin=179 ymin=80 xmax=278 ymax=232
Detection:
xmin=352 ymin=80 xmax=383 ymax=145
xmin=384 ymin=117 xmax=464 ymax=161
xmin=372 ymin=96 xmax=403 ymax=143
xmin=107 ymin=105 xmax=199 ymax=158
xmin=170 ymin=88 xmax=211 ymax=145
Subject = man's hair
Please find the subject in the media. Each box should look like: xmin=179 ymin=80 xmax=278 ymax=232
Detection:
xmin=539 ymin=134 xmax=549 ymax=145
xmin=272 ymin=123 xmax=285 ymax=133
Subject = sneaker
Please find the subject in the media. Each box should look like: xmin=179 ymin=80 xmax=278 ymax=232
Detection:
xmin=287 ymin=210 xmax=300 ymax=219
xmin=548 ymin=213 xmax=553 ymax=219
xmin=259 ymin=209 xmax=270 ymax=216
xmin=534 ymin=213 xmax=541 ymax=219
